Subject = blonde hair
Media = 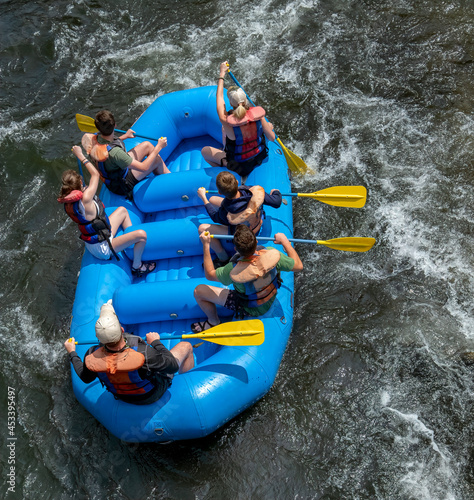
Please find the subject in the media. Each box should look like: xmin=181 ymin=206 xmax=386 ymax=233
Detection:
xmin=227 ymin=87 xmax=249 ymax=120
xmin=59 ymin=170 xmax=82 ymax=199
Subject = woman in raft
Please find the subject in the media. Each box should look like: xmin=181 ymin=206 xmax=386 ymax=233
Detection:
xmin=201 ymin=61 xmax=276 ymax=179
xmin=57 ymin=145 xmax=156 ymax=277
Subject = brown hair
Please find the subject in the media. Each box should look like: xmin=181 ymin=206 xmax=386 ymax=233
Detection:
xmin=94 ymin=110 xmax=115 ymax=136
xmin=233 ymin=225 xmax=257 ymax=257
xmin=59 ymin=170 xmax=82 ymax=199
xmin=216 ymin=171 xmax=239 ymax=198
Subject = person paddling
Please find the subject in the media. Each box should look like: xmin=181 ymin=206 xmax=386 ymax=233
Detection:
xmin=191 ymin=225 xmax=303 ymax=333
xmin=197 ymin=171 xmax=282 ymax=268
xmin=58 ymin=146 xmax=156 ymax=277
xmin=81 ymin=109 xmax=170 ymax=199
xmin=201 ymin=61 xmax=276 ymax=181
xmin=64 ymin=300 xmax=194 ymax=405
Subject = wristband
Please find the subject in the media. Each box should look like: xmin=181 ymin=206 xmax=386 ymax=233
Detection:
xmin=217 ymin=77 xmax=225 ymax=80
xmin=82 ymin=159 xmax=89 ymax=164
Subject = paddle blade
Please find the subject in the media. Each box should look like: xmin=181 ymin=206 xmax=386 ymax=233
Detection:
xmin=277 ymin=138 xmax=313 ymax=175
xmin=76 ymin=113 xmax=98 ymax=133
xmin=184 ymin=320 xmax=265 ymax=346
xmin=317 ymin=237 xmax=376 ymax=253
xmin=305 ymin=186 xmax=367 ymax=208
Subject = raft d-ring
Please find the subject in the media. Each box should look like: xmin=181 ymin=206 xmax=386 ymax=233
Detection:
xmin=280 ymin=316 xmax=287 ymax=324
xmin=177 ymin=249 xmax=184 ymax=255
xmin=276 ymin=149 xmax=283 ymax=155
xmin=170 ymin=313 xmax=178 ymax=319
xmin=154 ymin=428 xmax=164 ymax=436
xmin=181 ymin=195 xmax=189 ymax=201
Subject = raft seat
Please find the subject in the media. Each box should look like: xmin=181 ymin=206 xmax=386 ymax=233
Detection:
xmin=113 ymin=277 xmax=231 ymax=325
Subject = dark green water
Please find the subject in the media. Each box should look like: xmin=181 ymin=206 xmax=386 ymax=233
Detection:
xmin=1 ymin=0 xmax=474 ymax=498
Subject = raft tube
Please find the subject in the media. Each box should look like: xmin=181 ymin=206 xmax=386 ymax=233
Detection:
xmin=69 ymin=86 xmax=294 ymax=442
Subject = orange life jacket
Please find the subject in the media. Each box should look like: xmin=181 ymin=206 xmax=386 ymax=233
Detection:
xmin=230 ymin=247 xmax=281 ymax=308
xmin=85 ymin=345 xmax=155 ymax=397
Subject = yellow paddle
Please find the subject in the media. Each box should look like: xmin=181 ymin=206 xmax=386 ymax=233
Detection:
xmin=227 ymin=69 xmax=313 ymax=175
xmin=75 ymin=113 xmax=158 ymax=142
xmin=207 ymin=185 xmax=367 ymax=208
xmin=211 ymin=234 xmax=376 ymax=253
xmin=72 ymin=319 xmax=265 ymax=347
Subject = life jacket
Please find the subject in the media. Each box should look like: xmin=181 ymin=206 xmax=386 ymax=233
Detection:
xmin=226 ymin=186 xmax=265 ymax=233
xmin=230 ymin=247 xmax=282 ymax=308
xmin=85 ymin=344 xmax=156 ymax=397
xmin=81 ymin=133 xmax=128 ymax=186
xmin=57 ymin=190 xmax=112 ymax=245
xmin=225 ymin=107 xmax=267 ymax=163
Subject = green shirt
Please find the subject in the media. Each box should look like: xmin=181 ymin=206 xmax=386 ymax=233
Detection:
xmin=97 ymin=135 xmax=133 ymax=173
xmin=215 ymin=247 xmax=295 ymax=317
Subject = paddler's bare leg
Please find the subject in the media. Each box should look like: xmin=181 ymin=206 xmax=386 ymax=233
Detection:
xmin=193 ymin=285 xmax=229 ymax=326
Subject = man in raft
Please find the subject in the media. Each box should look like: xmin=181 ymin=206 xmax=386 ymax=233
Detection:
xmin=81 ymin=110 xmax=170 ymax=200
xmin=201 ymin=61 xmax=276 ymax=180
xmin=59 ymin=146 xmax=156 ymax=277
xmin=191 ymin=225 xmax=303 ymax=333
xmin=64 ymin=300 xmax=194 ymax=405
xmin=197 ymin=171 xmax=282 ymax=268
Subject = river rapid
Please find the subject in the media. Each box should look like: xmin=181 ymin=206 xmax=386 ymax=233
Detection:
xmin=1 ymin=0 xmax=474 ymax=498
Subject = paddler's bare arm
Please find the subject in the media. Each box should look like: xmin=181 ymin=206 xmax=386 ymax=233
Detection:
xmin=200 ymin=231 xmax=218 ymax=281
xmin=261 ymin=118 xmax=276 ymax=142
xmin=273 ymin=233 xmax=303 ymax=272
xmin=119 ymin=128 xmax=136 ymax=141
xmin=71 ymin=145 xmax=100 ymax=207
xmin=197 ymin=187 xmax=210 ymax=205
xmin=128 ymin=137 xmax=167 ymax=173
xmin=216 ymin=61 xmax=228 ymax=123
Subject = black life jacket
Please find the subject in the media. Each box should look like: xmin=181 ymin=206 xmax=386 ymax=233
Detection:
xmin=96 ymin=137 xmax=129 ymax=186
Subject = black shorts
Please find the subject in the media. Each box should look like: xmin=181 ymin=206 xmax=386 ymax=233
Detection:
xmin=223 ymin=290 xmax=248 ymax=316
xmin=118 ymin=375 xmax=172 ymax=406
xmin=108 ymin=170 xmax=139 ymax=199
xmin=226 ymin=147 xmax=268 ymax=178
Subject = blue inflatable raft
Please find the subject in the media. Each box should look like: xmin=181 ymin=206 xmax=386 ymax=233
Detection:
xmin=69 ymin=86 xmax=295 ymax=443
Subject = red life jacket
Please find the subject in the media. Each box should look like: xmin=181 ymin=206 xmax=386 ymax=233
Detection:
xmin=85 ymin=345 xmax=156 ymax=397
xmin=57 ymin=190 xmax=112 ymax=245
xmin=225 ymin=106 xmax=266 ymax=163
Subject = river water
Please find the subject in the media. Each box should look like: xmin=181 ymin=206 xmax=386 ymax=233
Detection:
xmin=1 ymin=0 xmax=474 ymax=498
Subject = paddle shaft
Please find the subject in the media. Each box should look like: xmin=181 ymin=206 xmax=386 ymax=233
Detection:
xmin=207 ymin=190 xmax=364 ymax=200
xmin=114 ymin=128 xmax=158 ymax=143
xmin=212 ymin=234 xmax=327 ymax=245
xmin=76 ymin=158 xmax=84 ymax=182
xmin=74 ymin=330 xmax=262 ymax=345
xmin=210 ymin=234 xmax=375 ymax=252
xmin=73 ymin=334 xmax=210 ymax=346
